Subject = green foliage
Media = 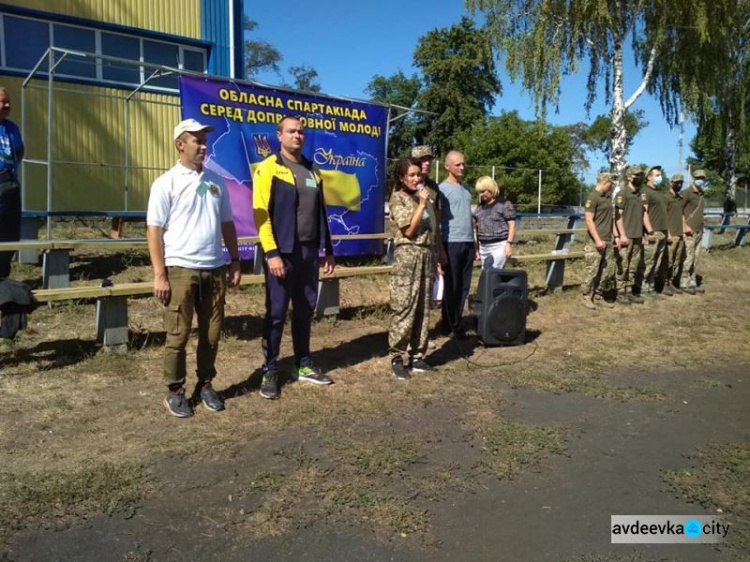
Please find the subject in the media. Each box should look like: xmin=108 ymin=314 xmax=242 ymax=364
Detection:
xmin=692 ymin=110 xmax=750 ymax=184
xmin=365 ymin=71 xmax=420 ymax=159
xmin=288 ymin=64 xmax=322 ymax=93
xmin=243 ymin=17 xmax=282 ymax=78
xmin=413 ymin=17 xmax=501 ymax=153
xmin=453 ymin=111 xmax=587 ymax=209
xmin=582 ymin=110 xmax=649 ymax=161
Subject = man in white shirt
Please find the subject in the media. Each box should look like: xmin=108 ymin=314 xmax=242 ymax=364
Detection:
xmin=147 ymin=119 xmax=241 ymax=418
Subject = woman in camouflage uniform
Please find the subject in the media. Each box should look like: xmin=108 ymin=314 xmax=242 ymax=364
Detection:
xmin=388 ymin=158 xmax=442 ymax=380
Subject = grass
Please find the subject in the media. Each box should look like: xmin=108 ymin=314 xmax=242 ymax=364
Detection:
xmin=663 ymin=442 xmax=750 ymax=558
xmin=479 ymin=417 xmax=568 ymax=480
xmin=0 ymin=223 xmax=748 ymax=555
xmin=0 ymin=462 xmax=149 ymax=540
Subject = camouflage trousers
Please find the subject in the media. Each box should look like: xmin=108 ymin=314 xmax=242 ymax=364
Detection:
xmin=680 ymin=232 xmax=703 ymax=288
xmin=668 ymin=237 xmax=685 ymax=286
xmin=616 ymin=239 xmax=644 ymax=295
xmin=582 ymin=242 xmax=616 ymax=298
xmin=389 ymin=244 xmax=434 ymax=362
xmin=643 ymin=230 xmax=669 ymax=290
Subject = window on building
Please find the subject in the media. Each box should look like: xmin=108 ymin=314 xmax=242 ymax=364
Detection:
xmin=0 ymin=12 xmax=208 ymax=92
xmin=101 ymin=32 xmax=141 ymax=84
xmin=182 ymin=48 xmax=205 ymax=73
xmin=4 ymin=15 xmax=49 ymax=71
xmin=54 ymin=24 xmax=97 ymax=78
xmin=143 ymin=40 xmax=179 ymax=89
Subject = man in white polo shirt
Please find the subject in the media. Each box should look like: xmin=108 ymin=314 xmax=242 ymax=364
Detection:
xmin=147 ymin=119 xmax=242 ymax=418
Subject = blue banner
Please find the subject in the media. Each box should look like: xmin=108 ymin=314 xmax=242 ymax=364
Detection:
xmin=179 ymin=75 xmax=388 ymax=258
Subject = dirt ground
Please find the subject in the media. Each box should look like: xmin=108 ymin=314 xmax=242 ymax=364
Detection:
xmin=1 ymin=224 xmax=749 ymax=562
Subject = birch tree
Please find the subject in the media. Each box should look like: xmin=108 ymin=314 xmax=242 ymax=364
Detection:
xmin=464 ymin=0 xmax=725 ymax=190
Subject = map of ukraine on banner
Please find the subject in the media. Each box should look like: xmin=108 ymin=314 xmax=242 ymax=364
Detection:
xmin=178 ymin=75 xmax=388 ymax=258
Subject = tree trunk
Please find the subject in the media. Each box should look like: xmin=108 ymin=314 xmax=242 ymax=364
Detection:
xmin=609 ymin=36 xmax=627 ymax=193
xmin=724 ymin=121 xmax=737 ymax=213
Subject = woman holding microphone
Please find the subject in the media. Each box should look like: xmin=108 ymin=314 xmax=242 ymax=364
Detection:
xmin=388 ymin=158 xmax=442 ymax=380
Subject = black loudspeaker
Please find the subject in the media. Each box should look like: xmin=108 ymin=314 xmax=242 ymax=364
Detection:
xmin=473 ymin=269 xmax=527 ymax=346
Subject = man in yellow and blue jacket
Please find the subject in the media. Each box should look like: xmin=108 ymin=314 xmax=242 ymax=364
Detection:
xmin=253 ymin=115 xmax=335 ymax=399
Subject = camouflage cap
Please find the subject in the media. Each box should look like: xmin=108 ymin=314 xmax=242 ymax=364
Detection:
xmin=692 ymin=169 xmax=707 ymax=178
xmin=411 ymin=145 xmax=434 ymax=159
xmin=626 ymin=164 xmax=645 ymax=175
xmin=597 ymin=172 xmax=615 ymax=183
xmin=670 ymin=173 xmax=684 ymax=182
xmin=646 ymin=165 xmax=662 ymax=177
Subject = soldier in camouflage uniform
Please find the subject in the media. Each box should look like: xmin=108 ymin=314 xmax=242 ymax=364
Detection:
xmin=665 ymin=173 xmax=685 ymax=293
xmin=581 ymin=172 xmax=617 ymax=309
xmin=642 ymin=165 xmax=675 ymax=296
xmin=614 ymin=165 xmax=651 ymax=304
xmin=388 ymin=158 xmax=442 ymax=380
xmin=680 ymin=169 xmax=708 ymax=295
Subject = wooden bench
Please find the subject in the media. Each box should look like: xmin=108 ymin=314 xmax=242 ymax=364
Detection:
xmin=30 ymin=265 xmax=392 ymax=349
xmin=18 ymin=226 xmax=584 ymax=349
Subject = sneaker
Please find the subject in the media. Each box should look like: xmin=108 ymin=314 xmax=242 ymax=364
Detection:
xmin=409 ymin=358 xmax=436 ymax=372
xmin=661 ymin=284 xmax=676 ymax=296
xmin=594 ymin=297 xmax=616 ymax=309
xmin=391 ymin=357 xmax=410 ymax=380
xmin=198 ymin=382 xmax=225 ymax=412
xmin=163 ymin=387 xmax=193 ymax=418
xmin=259 ymin=370 xmax=280 ymax=400
xmin=669 ymin=284 xmax=683 ymax=294
xmin=580 ymin=296 xmax=597 ymax=310
xmin=294 ymin=365 xmax=333 ymax=385
xmin=627 ymin=294 xmax=645 ymax=304
xmin=616 ymin=295 xmax=632 ymax=306
xmin=683 ymin=286 xmax=697 ymax=295
xmin=448 ymin=329 xmax=468 ymax=340
xmin=694 ymin=286 xmax=705 ymax=294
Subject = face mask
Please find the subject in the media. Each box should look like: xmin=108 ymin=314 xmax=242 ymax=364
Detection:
xmin=695 ymin=179 xmax=706 ymax=189
xmin=653 ymin=176 xmax=663 ymax=186
xmin=632 ymin=175 xmax=645 ymax=187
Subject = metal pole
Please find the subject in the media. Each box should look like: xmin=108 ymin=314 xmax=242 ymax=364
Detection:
xmin=46 ymin=50 xmax=54 ymax=239
xmin=125 ymin=99 xmax=130 ymax=210
xmin=21 ymin=74 xmax=27 ymax=213
xmin=435 ymin=158 xmax=440 ymax=184
xmin=537 ymin=169 xmax=542 ymax=214
xmin=491 ymin=165 xmax=495 ymax=180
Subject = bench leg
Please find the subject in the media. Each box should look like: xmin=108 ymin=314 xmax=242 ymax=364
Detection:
xmin=96 ymin=297 xmax=129 ymax=350
xmin=253 ymin=243 xmax=264 ymax=275
xmin=384 ymin=239 xmax=395 ymax=264
xmin=701 ymin=228 xmax=714 ymax=250
xmin=42 ymin=250 xmax=70 ymax=289
xmin=545 ymin=259 xmax=566 ymax=292
xmin=567 ymin=215 xmax=582 ymax=243
xmin=18 ymin=218 xmax=39 ymax=264
xmin=736 ymin=229 xmax=748 ymax=247
xmin=111 ymin=217 xmax=125 ymax=239
xmin=316 ymin=278 xmax=340 ymax=317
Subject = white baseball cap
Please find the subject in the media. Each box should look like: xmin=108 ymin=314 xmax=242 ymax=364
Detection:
xmin=173 ymin=118 xmax=214 ymax=140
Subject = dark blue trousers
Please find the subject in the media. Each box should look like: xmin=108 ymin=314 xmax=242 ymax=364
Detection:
xmin=441 ymin=241 xmax=474 ymax=334
xmin=262 ymin=242 xmax=319 ymax=370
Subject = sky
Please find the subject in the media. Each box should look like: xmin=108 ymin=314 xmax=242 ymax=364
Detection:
xmin=246 ymin=0 xmax=697 ymax=184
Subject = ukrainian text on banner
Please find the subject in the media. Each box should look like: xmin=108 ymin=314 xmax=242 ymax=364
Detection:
xmin=178 ymin=75 xmax=388 ymax=258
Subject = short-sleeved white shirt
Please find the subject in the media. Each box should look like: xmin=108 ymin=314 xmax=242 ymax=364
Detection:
xmin=147 ymin=162 xmax=234 ymax=269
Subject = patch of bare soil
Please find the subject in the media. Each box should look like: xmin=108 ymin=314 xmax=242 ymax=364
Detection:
xmin=1 ymin=228 xmax=749 ymax=561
